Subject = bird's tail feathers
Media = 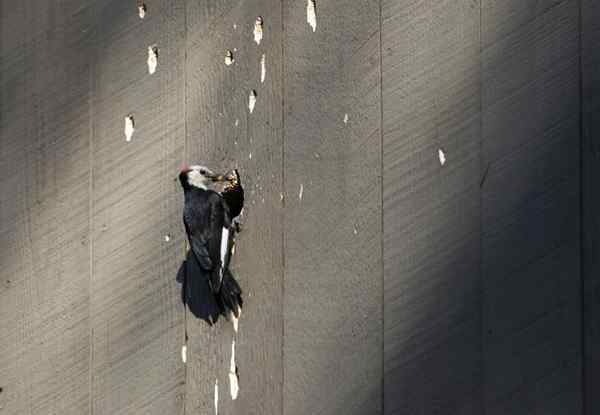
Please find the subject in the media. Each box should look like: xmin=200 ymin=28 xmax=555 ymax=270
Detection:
xmin=177 ymin=250 xmax=221 ymax=325
xmin=217 ymin=269 xmax=243 ymax=318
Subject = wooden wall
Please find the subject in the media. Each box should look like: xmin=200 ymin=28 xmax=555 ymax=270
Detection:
xmin=0 ymin=1 xmax=597 ymax=414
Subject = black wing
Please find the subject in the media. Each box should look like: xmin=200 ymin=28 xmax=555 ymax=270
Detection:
xmin=184 ymin=221 xmax=213 ymax=270
xmin=184 ymin=191 xmax=229 ymax=293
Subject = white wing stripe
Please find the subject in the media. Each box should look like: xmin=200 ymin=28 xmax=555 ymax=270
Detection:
xmin=220 ymin=227 xmax=229 ymax=275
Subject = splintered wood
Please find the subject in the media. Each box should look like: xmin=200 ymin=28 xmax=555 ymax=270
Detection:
xmin=307 ymin=0 xmax=317 ymax=32
xmin=147 ymin=45 xmax=158 ymax=74
xmin=124 ymin=115 xmax=135 ymax=141
xmin=254 ymin=16 xmax=264 ymax=44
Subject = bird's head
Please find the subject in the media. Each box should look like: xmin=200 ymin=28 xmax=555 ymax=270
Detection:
xmin=179 ymin=165 xmax=222 ymax=190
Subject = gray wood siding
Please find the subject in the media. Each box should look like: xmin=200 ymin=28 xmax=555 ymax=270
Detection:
xmin=583 ymin=0 xmax=600 ymax=414
xmin=184 ymin=1 xmax=284 ymax=414
xmin=481 ymin=1 xmax=582 ymax=414
xmin=0 ymin=1 xmax=595 ymax=414
xmin=382 ymin=1 xmax=482 ymax=414
xmin=282 ymin=1 xmax=383 ymax=414
xmin=89 ymin=1 xmax=186 ymax=414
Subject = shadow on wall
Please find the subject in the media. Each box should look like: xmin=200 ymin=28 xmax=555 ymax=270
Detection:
xmin=480 ymin=0 xmax=582 ymax=413
xmin=384 ymin=0 xmax=582 ymax=414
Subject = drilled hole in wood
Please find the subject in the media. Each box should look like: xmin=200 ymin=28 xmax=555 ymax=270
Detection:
xmin=254 ymin=16 xmax=263 ymax=45
xmin=438 ymin=148 xmax=446 ymax=166
xmin=214 ymin=379 xmax=219 ymax=415
xmin=307 ymin=0 xmax=317 ymax=32
xmin=138 ymin=2 xmax=146 ymax=18
xmin=225 ymin=50 xmax=234 ymax=66
xmin=248 ymin=90 xmax=257 ymax=113
xmin=124 ymin=115 xmax=135 ymax=141
xmin=147 ymin=45 xmax=158 ymax=74
xmin=181 ymin=344 xmax=187 ymax=363
xmin=229 ymin=339 xmax=239 ymax=400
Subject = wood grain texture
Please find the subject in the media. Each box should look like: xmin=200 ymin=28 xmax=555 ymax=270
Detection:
xmin=89 ymin=1 xmax=185 ymax=414
xmin=184 ymin=1 xmax=284 ymax=414
xmin=1 ymin=1 xmax=597 ymax=414
xmin=482 ymin=0 xmax=582 ymax=413
xmin=382 ymin=1 xmax=482 ymax=414
xmin=0 ymin=1 xmax=95 ymax=414
xmin=0 ymin=1 xmax=95 ymax=53
xmin=282 ymin=1 xmax=382 ymax=414
xmin=582 ymin=0 xmax=600 ymax=414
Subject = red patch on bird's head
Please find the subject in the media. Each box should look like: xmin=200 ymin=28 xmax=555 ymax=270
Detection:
xmin=180 ymin=164 xmax=191 ymax=173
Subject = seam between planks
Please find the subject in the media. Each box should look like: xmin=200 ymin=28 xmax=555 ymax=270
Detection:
xmin=183 ymin=1 xmax=189 ymax=414
xmin=280 ymin=0 xmax=287 ymax=414
xmin=378 ymin=0 xmax=385 ymax=413
xmin=479 ymin=1 xmax=485 ymax=414
xmin=578 ymin=0 xmax=585 ymax=413
xmin=87 ymin=4 xmax=96 ymax=414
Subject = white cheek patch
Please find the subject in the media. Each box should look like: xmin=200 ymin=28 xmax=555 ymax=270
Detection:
xmin=187 ymin=172 xmax=208 ymax=190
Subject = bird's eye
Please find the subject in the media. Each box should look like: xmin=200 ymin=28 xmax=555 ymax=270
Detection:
xmin=199 ymin=169 xmax=206 ymax=175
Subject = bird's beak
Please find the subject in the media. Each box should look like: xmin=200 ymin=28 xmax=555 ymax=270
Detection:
xmin=212 ymin=174 xmax=226 ymax=182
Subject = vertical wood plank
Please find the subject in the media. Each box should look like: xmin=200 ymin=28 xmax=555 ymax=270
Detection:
xmin=582 ymin=0 xmax=600 ymax=413
xmin=382 ymin=1 xmax=482 ymax=414
xmin=184 ymin=1 xmax=284 ymax=414
xmin=482 ymin=0 xmax=582 ymax=413
xmin=90 ymin=1 xmax=185 ymax=414
xmin=0 ymin=1 xmax=94 ymax=414
xmin=282 ymin=1 xmax=383 ymax=414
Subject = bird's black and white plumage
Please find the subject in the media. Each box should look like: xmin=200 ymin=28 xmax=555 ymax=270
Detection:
xmin=220 ymin=169 xmax=244 ymax=231
xmin=176 ymin=165 xmax=243 ymax=325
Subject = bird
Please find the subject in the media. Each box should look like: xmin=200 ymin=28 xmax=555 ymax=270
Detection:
xmin=220 ymin=169 xmax=244 ymax=232
xmin=176 ymin=165 xmax=243 ymax=325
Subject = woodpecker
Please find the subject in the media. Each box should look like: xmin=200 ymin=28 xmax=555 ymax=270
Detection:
xmin=176 ymin=165 xmax=243 ymax=325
